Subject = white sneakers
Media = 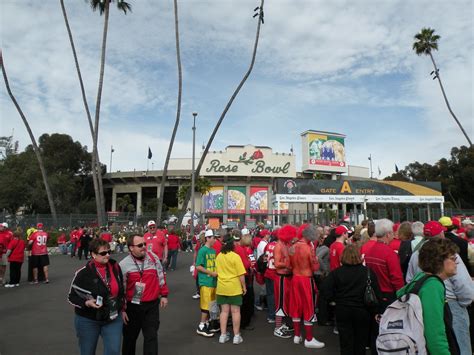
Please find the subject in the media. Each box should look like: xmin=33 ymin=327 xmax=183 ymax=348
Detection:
xmin=232 ymin=334 xmax=243 ymax=345
xmin=304 ymin=338 xmax=325 ymax=349
xmin=219 ymin=333 xmax=243 ymax=345
xmin=293 ymin=336 xmax=303 ymax=344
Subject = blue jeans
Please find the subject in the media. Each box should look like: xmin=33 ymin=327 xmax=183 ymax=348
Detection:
xmin=265 ymin=277 xmax=275 ymax=320
xmin=168 ymin=249 xmax=178 ymax=270
xmin=58 ymin=244 xmax=67 ymax=255
xmin=75 ymin=314 xmax=122 ymax=355
xmin=448 ymin=301 xmax=472 ymax=355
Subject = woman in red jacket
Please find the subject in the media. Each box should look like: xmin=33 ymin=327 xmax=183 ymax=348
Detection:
xmin=5 ymin=232 xmax=26 ymax=287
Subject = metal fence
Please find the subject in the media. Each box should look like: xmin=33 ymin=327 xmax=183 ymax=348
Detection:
xmin=2 ymin=208 xmax=473 ymax=230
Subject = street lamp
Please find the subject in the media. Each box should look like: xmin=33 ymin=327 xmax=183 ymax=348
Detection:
xmin=109 ymin=145 xmax=115 ymax=173
xmin=191 ymin=112 xmax=198 ymax=239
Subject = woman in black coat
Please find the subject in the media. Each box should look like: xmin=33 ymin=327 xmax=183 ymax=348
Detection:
xmin=68 ymin=238 xmax=125 ymax=355
xmin=322 ymin=244 xmax=381 ymax=355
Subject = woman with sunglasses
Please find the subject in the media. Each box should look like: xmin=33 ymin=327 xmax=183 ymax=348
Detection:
xmin=68 ymin=238 xmax=125 ymax=355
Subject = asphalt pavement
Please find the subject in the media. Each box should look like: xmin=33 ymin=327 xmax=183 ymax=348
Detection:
xmin=0 ymin=252 xmax=341 ymax=355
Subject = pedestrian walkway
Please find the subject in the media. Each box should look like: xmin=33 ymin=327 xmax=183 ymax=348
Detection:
xmin=0 ymin=253 xmax=340 ymax=355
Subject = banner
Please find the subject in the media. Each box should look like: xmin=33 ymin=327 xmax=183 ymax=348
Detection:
xmin=203 ymin=186 xmax=224 ymax=213
xmin=250 ymin=186 xmax=268 ymax=214
xmin=227 ymin=186 xmax=246 ymax=214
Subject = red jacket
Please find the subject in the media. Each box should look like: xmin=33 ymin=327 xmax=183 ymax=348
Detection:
xmin=364 ymin=241 xmax=404 ymax=293
xmin=7 ymin=238 xmax=25 ymax=263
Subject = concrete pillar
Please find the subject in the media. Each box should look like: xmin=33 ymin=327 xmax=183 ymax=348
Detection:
xmin=112 ymin=187 xmax=117 ymax=212
xmin=137 ymin=188 xmax=142 ymax=216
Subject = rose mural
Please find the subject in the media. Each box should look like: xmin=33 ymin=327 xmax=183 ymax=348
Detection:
xmin=230 ymin=149 xmax=264 ymax=165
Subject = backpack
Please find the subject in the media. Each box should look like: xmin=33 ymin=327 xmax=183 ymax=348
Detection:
xmin=376 ymin=274 xmax=434 ymax=355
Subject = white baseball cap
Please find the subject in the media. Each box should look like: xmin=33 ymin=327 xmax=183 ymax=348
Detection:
xmin=241 ymin=228 xmax=249 ymax=235
xmin=147 ymin=220 xmax=156 ymax=227
xmin=1 ymin=222 xmax=7 ymax=228
xmin=205 ymin=229 xmax=214 ymax=238
xmin=462 ymin=218 xmax=474 ymax=226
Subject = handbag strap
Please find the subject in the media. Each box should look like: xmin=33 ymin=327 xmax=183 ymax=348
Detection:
xmin=366 ymin=267 xmax=372 ymax=286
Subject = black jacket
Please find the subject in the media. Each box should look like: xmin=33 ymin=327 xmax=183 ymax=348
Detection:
xmin=68 ymin=258 xmax=125 ymax=321
xmin=445 ymin=232 xmax=471 ymax=275
xmin=322 ymin=263 xmax=382 ymax=311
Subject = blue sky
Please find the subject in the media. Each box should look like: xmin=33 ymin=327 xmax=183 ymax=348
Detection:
xmin=1 ymin=0 xmax=472 ymax=178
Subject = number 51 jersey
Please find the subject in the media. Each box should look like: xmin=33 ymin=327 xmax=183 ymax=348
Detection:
xmin=29 ymin=231 xmax=49 ymax=255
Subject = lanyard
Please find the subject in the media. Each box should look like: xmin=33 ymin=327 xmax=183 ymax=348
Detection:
xmin=95 ymin=263 xmax=111 ymax=291
xmin=132 ymin=255 xmax=145 ymax=281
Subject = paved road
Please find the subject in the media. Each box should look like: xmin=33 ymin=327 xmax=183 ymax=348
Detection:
xmin=0 ymin=252 xmax=342 ymax=355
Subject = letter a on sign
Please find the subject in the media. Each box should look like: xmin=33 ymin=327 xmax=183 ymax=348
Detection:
xmin=340 ymin=181 xmax=352 ymax=194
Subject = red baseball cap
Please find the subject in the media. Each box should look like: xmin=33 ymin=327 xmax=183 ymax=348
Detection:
xmin=259 ymin=229 xmax=270 ymax=237
xmin=423 ymin=221 xmax=445 ymax=237
xmin=452 ymin=217 xmax=461 ymax=228
xmin=335 ymin=225 xmax=349 ymax=236
xmin=37 ymin=223 xmax=44 ymax=229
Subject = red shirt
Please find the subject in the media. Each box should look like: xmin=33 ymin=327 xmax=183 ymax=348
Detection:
xmin=29 ymin=231 xmax=48 ymax=255
xmin=360 ymin=239 xmax=377 ymax=259
xmin=389 ymin=238 xmax=402 ymax=253
xmin=365 ymin=241 xmax=404 ymax=293
xmin=167 ymin=234 xmax=180 ymax=250
xmin=263 ymin=241 xmax=277 ymax=280
xmin=144 ymin=231 xmax=167 ymax=260
xmin=7 ymin=238 xmax=25 ymax=262
xmin=0 ymin=230 xmax=13 ymax=256
xmin=212 ymin=239 xmax=222 ymax=255
xmin=252 ymin=236 xmax=262 ymax=250
xmin=57 ymin=234 xmax=67 ymax=245
xmin=329 ymin=241 xmax=345 ymax=271
xmin=234 ymin=244 xmax=251 ymax=271
xmin=95 ymin=261 xmax=119 ymax=298
xmin=100 ymin=232 xmax=113 ymax=243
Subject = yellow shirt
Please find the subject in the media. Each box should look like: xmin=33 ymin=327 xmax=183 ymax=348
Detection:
xmin=216 ymin=251 xmax=246 ymax=296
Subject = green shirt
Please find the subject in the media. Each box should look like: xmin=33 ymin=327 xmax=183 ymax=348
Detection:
xmin=396 ymin=272 xmax=450 ymax=355
xmin=196 ymin=246 xmax=217 ymax=288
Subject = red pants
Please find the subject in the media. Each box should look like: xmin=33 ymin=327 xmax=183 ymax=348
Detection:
xmin=274 ymin=274 xmax=292 ymax=317
xmin=290 ymin=275 xmax=318 ymax=324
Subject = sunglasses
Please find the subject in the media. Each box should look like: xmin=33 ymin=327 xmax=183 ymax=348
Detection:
xmin=97 ymin=250 xmax=112 ymax=256
xmin=133 ymin=243 xmax=146 ymax=248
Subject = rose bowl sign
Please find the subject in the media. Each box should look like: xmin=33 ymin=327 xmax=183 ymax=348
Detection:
xmin=202 ymin=145 xmax=296 ymax=178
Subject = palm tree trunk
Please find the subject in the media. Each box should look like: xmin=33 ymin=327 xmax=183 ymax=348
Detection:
xmin=178 ymin=0 xmax=265 ymax=225
xmin=1 ymin=52 xmax=58 ymax=225
xmin=157 ymin=0 xmax=183 ymax=224
xmin=93 ymin=0 xmax=112 ymax=226
xmin=60 ymin=0 xmax=103 ymax=225
xmin=429 ymin=53 xmax=472 ymax=147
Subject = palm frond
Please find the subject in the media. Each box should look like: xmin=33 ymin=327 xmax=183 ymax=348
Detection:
xmin=116 ymin=0 xmax=132 ymax=14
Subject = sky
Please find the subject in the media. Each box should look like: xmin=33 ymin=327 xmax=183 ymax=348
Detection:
xmin=1 ymin=0 xmax=473 ymax=179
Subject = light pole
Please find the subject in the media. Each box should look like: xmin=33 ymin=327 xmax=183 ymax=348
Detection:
xmin=368 ymin=154 xmax=373 ymax=179
xmin=191 ymin=112 xmax=197 ymax=239
xmin=109 ymin=145 xmax=114 ymax=173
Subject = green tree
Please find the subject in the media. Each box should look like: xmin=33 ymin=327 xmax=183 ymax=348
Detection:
xmin=157 ymin=0 xmax=183 ymax=224
xmin=0 ymin=134 xmax=95 ymax=214
xmin=116 ymin=194 xmax=135 ymax=212
xmin=1 ymin=51 xmax=58 ymax=224
xmin=178 ymin=1 xmax=265 ymax=223
xmin=413 ymin=28 xmax=472 ymax=147
xmin=0 ymin=135 xmax=19 ymax=161
xmin=177 ymin=177 xmax=211 ymax=204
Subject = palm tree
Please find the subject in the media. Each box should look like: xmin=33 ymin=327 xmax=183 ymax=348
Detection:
xmin=413 ymin=27 xmax=472 ymax=147
xmin=89 ymin=0 xmax=132 ymax=225
xmin=156 ymin=0 xmax=183 ymax=224
xmin=178 ymin=0 xmax=265 ymax=224
xmin=1 ymin=51 xmax=58 ymax=225
xmin=60 ymin=0 xmax=103 ymax=226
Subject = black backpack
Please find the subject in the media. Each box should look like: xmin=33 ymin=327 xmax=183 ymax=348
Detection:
xmin=256 ymin=253 xmax=267 ymax=273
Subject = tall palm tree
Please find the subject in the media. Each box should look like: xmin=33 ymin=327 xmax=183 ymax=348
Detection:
xmin=60 ymin=0 xmax=103 ymax=225
xmin=156 ymin=0 xmax=183 ymax=224
xmin=1 ymin=51 xmax=58 ymax=225
xmin=413 ymin=27 xmax=472 ymax=147
xmin=178 ymin=0 xmax=265 ymax=224
xmin=90 ymin=0 xmax=132 ymax=225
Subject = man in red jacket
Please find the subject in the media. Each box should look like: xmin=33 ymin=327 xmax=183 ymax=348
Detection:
xmin=5 ymin=232 xmax=26 ymax=287
xmin=120 ymin=235 xmax=169 ymax=355
xmin=329 ymin=225 xmax=348 ymax=271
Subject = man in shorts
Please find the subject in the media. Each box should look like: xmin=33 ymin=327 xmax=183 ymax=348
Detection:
xmin=195 ymin=229 xmax=218 ymax=337
xmin=28 ymin=223 xmax=50 ymax=284
xmin=289 ymin=224 xmax=325 ymax=349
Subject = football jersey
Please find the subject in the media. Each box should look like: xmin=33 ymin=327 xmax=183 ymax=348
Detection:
xmin=29 ymin=231 xmax=48 ymax=255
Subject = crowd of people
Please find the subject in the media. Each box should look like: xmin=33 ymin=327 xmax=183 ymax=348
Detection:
xmin=1 ymin=216 xmax=474 ymax=355
xmin=191 ymin=217 xmax=474 ymax=354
